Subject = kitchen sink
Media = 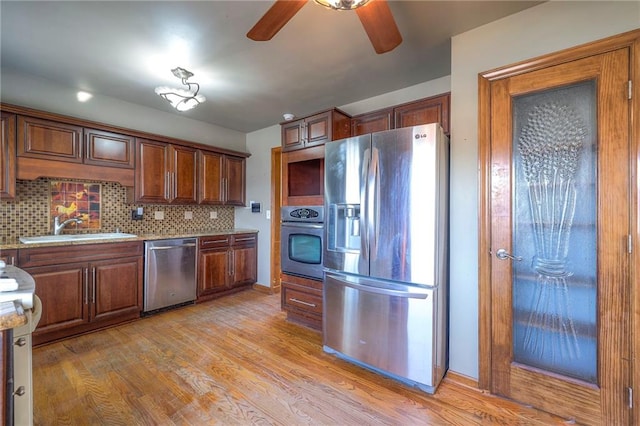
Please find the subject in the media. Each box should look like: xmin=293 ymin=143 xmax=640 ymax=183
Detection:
xmin=19 ymin=233 xmax=138 ymax=244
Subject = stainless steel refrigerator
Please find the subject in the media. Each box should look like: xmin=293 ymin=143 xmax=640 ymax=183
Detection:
xmin=323 ymin=123 xmax=449 ymax=393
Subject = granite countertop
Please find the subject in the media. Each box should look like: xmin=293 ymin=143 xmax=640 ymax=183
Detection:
xmin=0 ymin=228 xmax=259 ymax=250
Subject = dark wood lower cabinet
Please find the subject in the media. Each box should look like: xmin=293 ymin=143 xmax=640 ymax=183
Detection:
xmin=18 ymin=242 xmax=143 ymax=346
xmin=198 ymin=233 xmax=257 ymax=302
xmin=281 ymin=273 xmax=323 ymax=331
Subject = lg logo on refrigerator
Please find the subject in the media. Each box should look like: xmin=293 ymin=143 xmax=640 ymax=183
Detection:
xmin=414 ymin=133 xmax=429 ymax=139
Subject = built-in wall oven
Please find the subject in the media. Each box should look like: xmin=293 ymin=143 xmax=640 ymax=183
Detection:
xmin=281 ymin=206 xmax=324 ymax=281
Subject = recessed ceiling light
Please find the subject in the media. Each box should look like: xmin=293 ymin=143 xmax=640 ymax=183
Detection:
xmin=77 ymin=91 xmax=93 ymax=102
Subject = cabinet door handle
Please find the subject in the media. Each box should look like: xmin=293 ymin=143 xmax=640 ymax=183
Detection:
xmin=14 ymin=337 xmax=26 ymax=347
xmin=289 ymin=298 xmax=316 ymax=308
xmin=84 ymin=268 xmax=89 ymax=305
xmin=222 ymin=177 xmax=228 ymax=202
xmin=10 ymin=256 xmax=15 ymax=266
xmin=92 ymin=268 xmax=97 ymax=304
xmin=234 ymin=236 xmax=255 ymax=243
xmin=165 ymin=172 xmax=170 ymax=200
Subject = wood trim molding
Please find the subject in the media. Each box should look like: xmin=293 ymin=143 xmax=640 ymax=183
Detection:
xmin=477 ymin=74 xmax=492 ymax=391
xmin=481 ymin=28 xmax=640 ymax=81
xmin=631 ymin=30 xmax=640 ymax=426
xmin=251 ymin=283 xmax=273 ymax=294
xmin=270 ymin=147 xmax=282 ymax=293
xmin=443 ymin=370 xmax=480 ymax=391
xmin=477 ymin=28 xmax=640 ymax=392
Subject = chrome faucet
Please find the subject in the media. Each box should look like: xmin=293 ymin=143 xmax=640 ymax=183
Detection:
xmin=53 ymin=216 xmax=83 ymax=235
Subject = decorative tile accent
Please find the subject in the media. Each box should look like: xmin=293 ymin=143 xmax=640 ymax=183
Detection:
xmin=50 ymin=181 xmax=102 ymax=230
xmin=0 ymin=179 xmax=235 ymax=244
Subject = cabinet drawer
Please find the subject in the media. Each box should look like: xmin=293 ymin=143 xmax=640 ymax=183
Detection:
xmin=18 ymin=241 xmax=143 ymax=268
xmin=232 ymin=233 xmax=256 ymax=247
xmin=282 ymin=285 xmax=323 ymax=316
xmin=199 ymin=235 xmax=230 ymax=249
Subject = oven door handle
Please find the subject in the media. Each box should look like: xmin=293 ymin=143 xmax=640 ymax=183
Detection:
xmin=281 ymin=223 xmax=324 ymax=230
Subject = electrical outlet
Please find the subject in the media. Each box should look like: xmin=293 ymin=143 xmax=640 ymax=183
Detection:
xmin=266 ymin=210 xmax=271 ymax=220
xmin=154 ymin=211 xmax=164 ymax=220
xmin=184 ymin=211 xmax=193 ymax=220
xmin=210 ymin=211 xmax=217 ymax=219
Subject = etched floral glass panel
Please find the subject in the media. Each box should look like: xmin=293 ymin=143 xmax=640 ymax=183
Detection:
xmin=512 ymin=80 xmax=597 ymax=383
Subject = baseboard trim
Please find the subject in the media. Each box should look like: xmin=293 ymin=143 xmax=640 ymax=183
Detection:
xmin=252 ymin=283 xmax=273 ymax=294
xmin=443 ymin=371 xmax=480 ymax=391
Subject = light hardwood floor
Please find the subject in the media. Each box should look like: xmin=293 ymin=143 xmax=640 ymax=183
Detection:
xmin=33 ymin=290 xmax=568 ymax=425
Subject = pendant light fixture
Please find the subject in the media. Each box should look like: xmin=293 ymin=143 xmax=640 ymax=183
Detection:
xmin=314 ymin=0 xmax=370 ymax=10
xmin=155 ymin=67 xmax=206 ymax=112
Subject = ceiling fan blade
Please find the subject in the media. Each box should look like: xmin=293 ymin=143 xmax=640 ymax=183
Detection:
xmin=355 ymin=0 xmax=402 ymax=54
xmin=247 ymin=0 xmax=307 ymax=41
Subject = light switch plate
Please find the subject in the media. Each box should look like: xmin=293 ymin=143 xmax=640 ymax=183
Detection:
xmin=210 ymin=211 xmax=217 ymax=219
xmin=154 ymin=211 xmax=164 ymax=220
xmin=184 ymin=211 xmax=193 ymax=220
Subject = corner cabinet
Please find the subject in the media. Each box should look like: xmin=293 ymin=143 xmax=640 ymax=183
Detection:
xmin=281 ymin=109 xmax=351 ymax=152
xmin=198 ymin=233 xmax=257 ymax=302
xmin=0 ymin=112 xmax=16 ymax=199
xmin=18 ymin=241 xmax=143 ymax=346
xmin=199 ymin=151 xmax=246 ymax=206
xmin=134 ymin=138 xmax=197 ymax=204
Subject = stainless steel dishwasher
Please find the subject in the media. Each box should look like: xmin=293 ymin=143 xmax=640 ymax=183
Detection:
xmin=144 ymin=238 xmax=197 ymax=313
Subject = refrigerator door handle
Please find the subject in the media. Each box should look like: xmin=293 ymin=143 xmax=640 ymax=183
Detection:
xmin=369 ymin=147 xmax=380 ymax=260
xmin=360 ymin=149 xmax=371 ymax=266
xmin=326 ymin=272 xmax=430 ymax=300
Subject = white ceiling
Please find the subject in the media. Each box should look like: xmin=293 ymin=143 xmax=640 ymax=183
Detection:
xmin=0 ymin=1 xmax=541 ymax=133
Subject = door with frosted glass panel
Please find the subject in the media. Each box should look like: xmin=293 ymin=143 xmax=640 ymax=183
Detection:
xmin=487 ymin=48 xmax=630 ymax=425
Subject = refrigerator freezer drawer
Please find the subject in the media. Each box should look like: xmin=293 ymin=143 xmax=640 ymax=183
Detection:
xmin=323 ymin=272 xmax=445 ymax=392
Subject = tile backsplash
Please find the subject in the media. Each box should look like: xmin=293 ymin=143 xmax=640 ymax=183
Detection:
xmin=0 ymin=179 xmax=235 ymax=244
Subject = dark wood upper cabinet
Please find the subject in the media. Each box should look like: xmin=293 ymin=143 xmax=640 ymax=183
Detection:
xmin=198 ymin=150 xmax=223 ymax=204
xmin=351 ymin=108 xmax=394 ymax=136
xmin=17 ymin=115 xmax=83 ymax=162
xmin=17 ymin=116 xmax=135 ymax=169
xmin=350 ymin=93 xmax=451 ymax=136
xmin=84 ymin=128 xmax=134 ymax=169
xmin=170 ymin=145 xmax=198 ymax=204
xmin=198 ymin=151 xmax=246 ymax=206
xmin=394 ymin=93 xmax=450 ymax=134
xmin=281 ymin=109 xmax=351 ymax=152
xmin=135 ymin=138 xmax=170 ymax=203
xmin=135 ymin=138 xmax=198 ymax=204
xmin=0 ymin=112 xmax=16 ymax=199
xmin=224 ymin=155 xmax=246 ymax=206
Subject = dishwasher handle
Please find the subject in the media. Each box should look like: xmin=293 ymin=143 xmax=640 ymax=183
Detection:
xmin=149 ymin=243 xmax=196 ymax=250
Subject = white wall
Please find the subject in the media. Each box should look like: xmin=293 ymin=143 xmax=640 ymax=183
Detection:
xmin=235 ymin=124 xmax=281 ymax=287
xmin=0 ymin=71 xmax=246 ymax=151
xmin=449 ymin=1 xmax=639 ymax=378
xmin=238 ymin=78 xmax=453 ymax=289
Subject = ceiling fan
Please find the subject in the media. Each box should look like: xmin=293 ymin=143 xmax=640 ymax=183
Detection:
xmin=247 ymin=0 xmax=402 ymax=54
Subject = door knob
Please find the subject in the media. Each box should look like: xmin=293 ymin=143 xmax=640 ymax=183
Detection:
xmin=496 ymin=248 xmax=523 ymax=261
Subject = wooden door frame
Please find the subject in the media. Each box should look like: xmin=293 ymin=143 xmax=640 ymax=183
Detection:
xmin=270 ymin=146 xmax=282 ymax=293
xmin=478 ymin=29 xmax=640 ymax=419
